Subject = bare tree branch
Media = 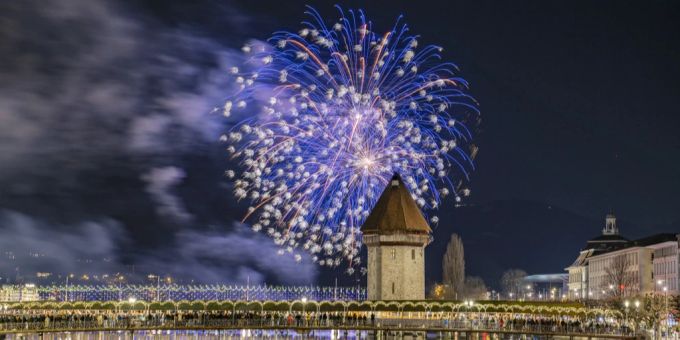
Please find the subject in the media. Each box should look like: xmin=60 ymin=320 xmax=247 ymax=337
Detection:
xmin=602 ymin=254 xmax=636 ymax=298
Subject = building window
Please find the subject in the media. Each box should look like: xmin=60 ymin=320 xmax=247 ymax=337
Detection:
xmin=412 ymin=249 xmax=415 ymax=260
xmin=392 ymin=282 xmax=395 ymax=294
xmin=391 ymin=249 xmax=396 ymax=259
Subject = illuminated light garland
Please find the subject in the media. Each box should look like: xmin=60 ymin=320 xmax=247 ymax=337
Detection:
xmin=28 ymin=284 xmax=365 ymax=302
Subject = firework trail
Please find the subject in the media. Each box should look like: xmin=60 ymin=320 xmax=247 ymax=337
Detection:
xmin=221 ymin=6 xmax=479 ymax=274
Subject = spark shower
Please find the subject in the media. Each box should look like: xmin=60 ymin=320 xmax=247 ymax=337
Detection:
xmin=222 ymin=6 xmax=479 ymax=274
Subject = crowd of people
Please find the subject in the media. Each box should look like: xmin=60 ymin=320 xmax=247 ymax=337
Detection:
xmin=0 ymin=310 xmax=372 ymax=330
xmin=0 ymin=309 xmax=629 ymax=335
xmin=444 ymin=314 xmax=629 ymax=335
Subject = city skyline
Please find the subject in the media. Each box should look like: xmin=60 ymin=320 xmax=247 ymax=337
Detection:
xmin=1 ymin=0 xmax=679 ymax=290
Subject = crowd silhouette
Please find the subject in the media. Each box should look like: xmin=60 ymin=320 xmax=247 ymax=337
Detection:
xmin=0 ymin=309 xmax=630 ymax=336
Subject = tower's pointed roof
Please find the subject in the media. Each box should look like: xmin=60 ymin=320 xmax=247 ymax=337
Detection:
xmin=361 ymin=173 xmax=431 ymax=235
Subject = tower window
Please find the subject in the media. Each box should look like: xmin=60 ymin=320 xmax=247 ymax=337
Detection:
xmin=412 ymin=249 xmax=415 ymax=260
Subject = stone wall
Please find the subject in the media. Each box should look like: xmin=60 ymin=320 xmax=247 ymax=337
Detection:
xmin=365 ymin=233 xmax=429 ymax=300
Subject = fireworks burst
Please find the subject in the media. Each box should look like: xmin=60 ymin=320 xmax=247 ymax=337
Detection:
xmin=221 ymin=6 xmax=479 ymax=274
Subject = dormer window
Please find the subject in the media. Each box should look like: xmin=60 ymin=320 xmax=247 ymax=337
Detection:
xmin=391 ymin=179 xmax=399 ymax=187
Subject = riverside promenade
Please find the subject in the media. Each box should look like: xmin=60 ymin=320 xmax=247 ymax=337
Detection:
xmin=0 ymin=308 xmax=636 ymax=339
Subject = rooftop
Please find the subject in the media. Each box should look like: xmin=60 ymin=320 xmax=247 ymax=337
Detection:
xmin=524 ymin=273 xmax=568 ymax=283
xmin=629 ymin=233 xmax=677 ymax=247
xmin=581 ymin=233 xmax=679 ymax=260
xmin=361 ymin=174 xmax=431 ymax=235
xmin=587 ymin=234 xmax=629 ymax=243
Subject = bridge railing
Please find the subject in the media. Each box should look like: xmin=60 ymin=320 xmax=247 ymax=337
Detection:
xmin=0 ymin=317 xmax=634 ymax=337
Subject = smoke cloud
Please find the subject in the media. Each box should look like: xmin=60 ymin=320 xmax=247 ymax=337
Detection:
xmin=0 ymin=210 xmax=316 ymax=285
xmin=0 ymin=0 xmax=317 ymax=284
xmin=142 ymin=166 xmax=193 ymax=223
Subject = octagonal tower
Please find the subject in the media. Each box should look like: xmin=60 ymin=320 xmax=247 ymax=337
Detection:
xmin=361 ymin=173 xmax=431 ymax=300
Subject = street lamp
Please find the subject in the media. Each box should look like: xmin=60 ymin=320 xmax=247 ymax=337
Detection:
xmin=65 ymin=273 xmax=74 ymax=302
xmin=656 ymin=280 xmax=669 ymax=337
xmin=300 ymin=297 xmax=308 ymax=326
xmin=525 ymin=285 xmax=532 ymax=300
xmin=632 ymin=300 xmax=640 ymax=333
xmin=465 ymin=300 xmax=476 ymax=325
xmin=148 ymin=274 xmax=161 ymax=301
xmin=663 ymin=286 xmax=669 ymax=338
xmin=127 ymin=297 xmax=137 ymax=311
xmin=116 ymin=275 xmax=125 ymax=302
xmin=464 ymin=300 xmax=475 ymax=313
xmin=624 ymin=300 xmax=630 ymax=328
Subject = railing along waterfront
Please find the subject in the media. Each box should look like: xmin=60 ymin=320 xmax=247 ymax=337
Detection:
xmin=0 ymin=314 xmax=635 ymax=338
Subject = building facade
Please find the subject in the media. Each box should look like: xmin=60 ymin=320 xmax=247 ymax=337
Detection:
xmin=362 ymin=174 xmax=430 ymax=300
xmin=587 ymin=246 xmax=652 ymax=299
xmin=648 ymin=236 xmax=679 ymax=294
xmin=566 ymin=249 xmax=593 ymax=299
xmin=566 ymin=214 xmax=679 ymax=300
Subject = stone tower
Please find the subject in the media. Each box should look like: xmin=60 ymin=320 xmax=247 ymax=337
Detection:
xmin=361 ymin=173 xmax=431 ymax=300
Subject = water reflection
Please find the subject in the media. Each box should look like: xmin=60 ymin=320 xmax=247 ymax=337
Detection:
xmin=3 ymin=329 xmax=361 ymax=340
xmin=1 ymin=330 xmax=607 ymax=340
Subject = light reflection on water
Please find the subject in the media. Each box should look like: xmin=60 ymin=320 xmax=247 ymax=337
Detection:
xmin=4 ymin=329 xmax=366 ymax=340
xmin=1 ymin=330 xmax=576 ymax=340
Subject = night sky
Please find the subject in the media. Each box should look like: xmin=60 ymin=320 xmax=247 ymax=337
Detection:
xmin=0 ymin=0 xmax=678 ymax=288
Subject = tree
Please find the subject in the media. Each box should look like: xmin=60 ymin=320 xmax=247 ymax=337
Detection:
xmin=461 ymin=276 xmax=488 ymax=300
xmin=442 ymin=234 xmax=465 ymax=299
xmin=619 ymin=294 xmax=671 ymax=335
xmin=429 ymin=283 xmax=447 ymax=300
xmin=501 ymin=269 xmax=527 ymax=298
xmin=602 ymin=254 xmax=636 ymax=298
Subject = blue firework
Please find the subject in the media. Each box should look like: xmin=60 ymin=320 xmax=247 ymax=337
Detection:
xmin=222 ymin=6 xmax=479 ymax=273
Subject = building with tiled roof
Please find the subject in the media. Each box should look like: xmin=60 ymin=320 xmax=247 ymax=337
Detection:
xmin=566 ymin=214 xmax=679 ymax=299
xmin=362 ymin=174 xmax=431 ymax=300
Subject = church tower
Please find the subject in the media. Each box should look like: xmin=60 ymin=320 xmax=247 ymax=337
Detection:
xmin=361 ymin=174 xmax=431 ymax=300
xmin=603 ymin=213 xmax=619 ymax=235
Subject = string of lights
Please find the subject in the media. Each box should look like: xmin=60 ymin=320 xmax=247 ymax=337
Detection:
xmin=24 ymin=285 xmax=366 ymax=302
